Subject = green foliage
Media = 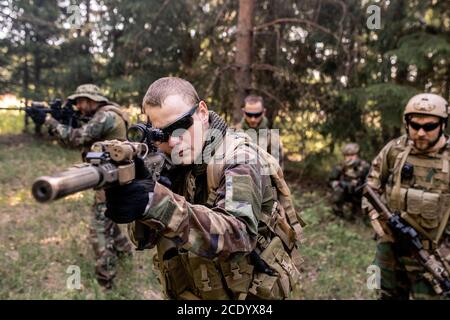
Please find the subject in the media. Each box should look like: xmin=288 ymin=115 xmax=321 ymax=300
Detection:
xmin=387 ymin=33 xmax=450 ymax=72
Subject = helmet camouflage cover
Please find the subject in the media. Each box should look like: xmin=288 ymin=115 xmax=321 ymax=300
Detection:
xmin=68 ymin=84 xmax=109 ymax=103
xmin=404 ymin=93 xmax=448 ymax=120
xmin=342 ymin=143 xmax=360 ymax=155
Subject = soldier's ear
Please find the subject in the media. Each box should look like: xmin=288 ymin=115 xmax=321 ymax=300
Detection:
xmin=198 ymin=101 xmax=209 ymax=124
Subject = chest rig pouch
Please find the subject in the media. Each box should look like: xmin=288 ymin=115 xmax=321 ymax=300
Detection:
xmin=386 ymin=143 xmax=450 ymax=244
xmin=204 ymin=132 xmax=304 ymax=300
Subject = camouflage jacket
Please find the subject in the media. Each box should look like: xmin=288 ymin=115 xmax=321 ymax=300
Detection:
xmin=329 ymin=158 xmax=370 ymax=192
xmin=127 ymin=121 xmax=302 ymax=299
xmin=132 ymin=136 xmax=273 ymax=259
xmin=46 ymin=104 xmax=128 ymax=155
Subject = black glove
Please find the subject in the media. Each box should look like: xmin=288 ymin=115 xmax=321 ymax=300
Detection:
xmin=27 ymin=108 xmax=47 ymax=126
xmin=104 ymin=156 xmax=154 ymax=223
xmin=49 ymin=99 xmax=63 ymax=121
xmin=105 ymin=179 xmax=155 ymax=224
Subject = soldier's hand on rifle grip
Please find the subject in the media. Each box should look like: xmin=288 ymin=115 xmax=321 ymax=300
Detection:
xmin=105 ymin=178 xmax=155 ymax=224
xmin=368 ymin=209 xmax=395 ymax=242
xmin=28 ymin=108 xmax=47 ymax=126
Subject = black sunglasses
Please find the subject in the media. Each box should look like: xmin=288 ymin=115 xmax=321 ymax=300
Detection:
xmin=408 ymin=121 xmax=441 ymax=132
xmin=158 ymin=104 xmax=199 ymax=141
xmin=244 ymin=111 xmax=263 ymax=118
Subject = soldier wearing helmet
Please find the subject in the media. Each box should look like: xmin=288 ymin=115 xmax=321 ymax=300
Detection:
xmin=329 ymin=142 xmax=370 ymax=220
xmin=44 ymin=84 xmax=133 ymax=289
xmin=363 ymin=93 xmax=450 ymax=299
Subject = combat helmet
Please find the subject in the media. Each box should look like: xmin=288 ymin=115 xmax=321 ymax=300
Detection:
xmin=404 ymin=93 xmax=448 ymax=121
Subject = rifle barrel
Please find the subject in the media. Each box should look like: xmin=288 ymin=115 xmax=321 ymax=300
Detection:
xmin=32 ymin=164 xmax=102 ymax=203
xmin=0 ymin=107 xmax=25 ymax=111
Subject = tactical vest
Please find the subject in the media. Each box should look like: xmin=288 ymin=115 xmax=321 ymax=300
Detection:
xmin=81 ymin=104 xmax=129 ymax=156
xmin=341 ymin=159 xmax=367 ymax=182
xmin=384 ymin=135 xmax=450 ymax=246
xmin=97 ymin=104 xmax=129 ymax=141
xmin=153 ymin=132 xmax=305 ymax=300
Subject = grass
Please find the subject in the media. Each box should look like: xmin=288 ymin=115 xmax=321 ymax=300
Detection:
xmin=0 ymin=114 xmax=162 ymax=300
xmin=0 ymin=113 xmax=376 ymax=299
xmin=294 ymin=191 xmax=377 ymax=299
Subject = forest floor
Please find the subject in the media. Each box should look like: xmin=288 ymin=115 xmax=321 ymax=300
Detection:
xmin=0 ymin=113 xmax=376 ymax=299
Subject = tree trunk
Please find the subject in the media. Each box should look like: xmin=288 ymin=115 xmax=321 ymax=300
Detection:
xmin=232 ymin=0 xmax=255 ymax=125
xmin=23 ymin=54 xmax=30 ymax=132
xmin=262 ymin=0 xmax=278 ymax=127
xmin=34 ymin=49 xmax=41 ymax=98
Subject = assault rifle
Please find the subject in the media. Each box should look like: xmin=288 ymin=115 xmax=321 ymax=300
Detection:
xmin=31 ymin=122 xmax=175 ymax=250
xmin=0 ymin=99 xmax=89 ymax=134
xmin=31 ymin=120 xmax=175 ymax=203
xmin=363 ymin=184 xmax=450 ymax=297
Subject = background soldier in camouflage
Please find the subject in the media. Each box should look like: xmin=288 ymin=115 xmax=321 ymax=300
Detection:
xmin=329 ymin=143 xmax=370 ymax=220
xmin=364 ymin=93 xmax=450 ymax=300
xmin=235 ymin=95 xmax=284 ymax=167
xmin=104 ymin=77 xmax=304 ymax=300
xmin=45 ymin=84 xmax=133 ymax=289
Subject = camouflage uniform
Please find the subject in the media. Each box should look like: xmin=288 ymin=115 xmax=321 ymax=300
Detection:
xmin=364 ymin=93 xmax=450 ymax=300
xmin=329 ymin=144 xmax=370 ymax=219
xmin=236 ymin=116 xmax=284 ymax=168
xmin=46 ymin=84 xmax=133 ymax=288
xmin=128 ymin=112 xmax=304 ymax=300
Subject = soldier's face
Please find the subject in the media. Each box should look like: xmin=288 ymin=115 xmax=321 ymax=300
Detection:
xmin=344 ymin=154 xmax=358 ymax=162
xmin=75 ymin=98 xmax=89 ymax=114
xmin=408 ymin=115 xmax=442 ymax=151
xmin=145 ymin=94 xmax=209 ymax=165
xmin=75 ymin=98 xmax=96 ymax=115
xmin=243 ymin=102 xmax=265 ymax=128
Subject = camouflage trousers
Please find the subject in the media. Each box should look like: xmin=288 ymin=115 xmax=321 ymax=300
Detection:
xmin=89 ymin=191 xmax=133 ymax=288
xmin=331 ymin=186 xmax=362 ymax=219
xmin=374 ymin=241 xmax=446 ymax=300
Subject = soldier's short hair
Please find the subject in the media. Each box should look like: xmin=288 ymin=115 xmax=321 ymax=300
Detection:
xmin=142 ymin=77 xmax=200 ymax=108
xmin=244 ymin=95 xmax=264 ymax=107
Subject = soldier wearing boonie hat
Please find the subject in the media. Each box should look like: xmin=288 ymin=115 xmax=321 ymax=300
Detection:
xmin=45 ymin=83 xmax=133 ymax=290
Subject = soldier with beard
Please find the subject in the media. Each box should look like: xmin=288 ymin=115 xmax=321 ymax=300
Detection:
xmin=364 ymin=93 xmax=450 ymax=299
